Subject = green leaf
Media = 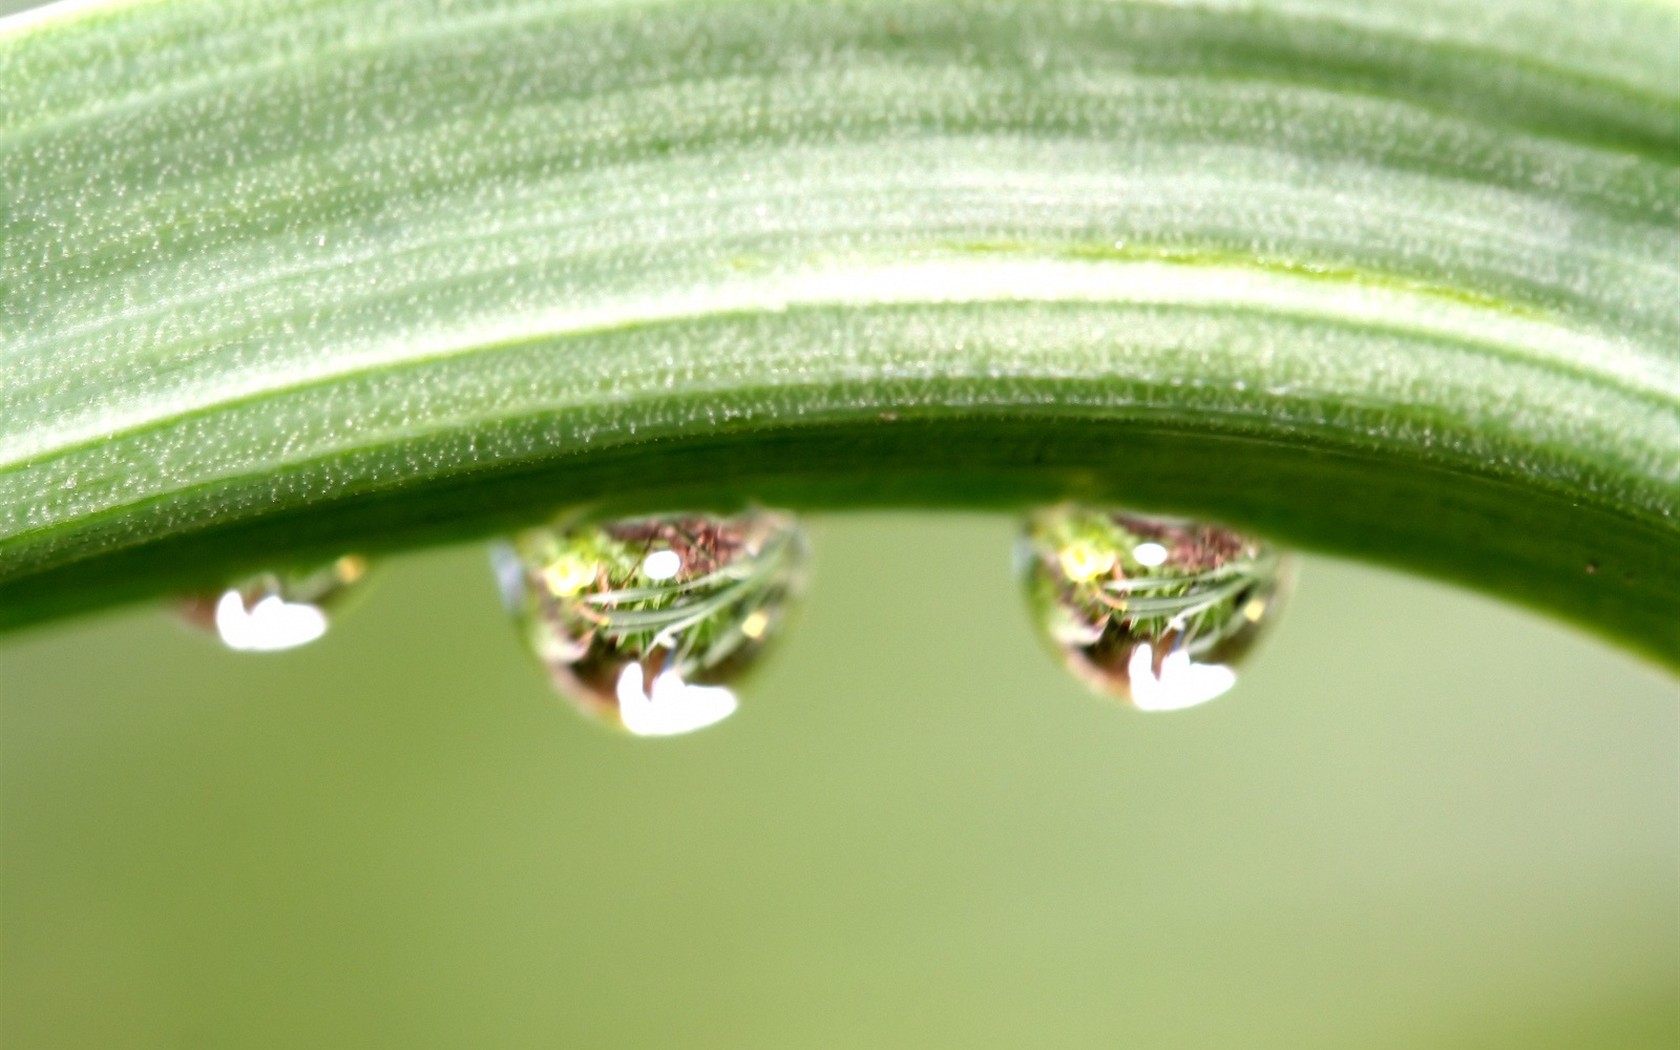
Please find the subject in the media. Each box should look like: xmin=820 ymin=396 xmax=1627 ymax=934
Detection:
xmin=3 ymin=0 xmax=1678 ymax=668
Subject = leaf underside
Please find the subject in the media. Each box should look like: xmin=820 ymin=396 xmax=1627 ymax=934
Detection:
xmin=2 ymin=0 xmax=1678 ymax=669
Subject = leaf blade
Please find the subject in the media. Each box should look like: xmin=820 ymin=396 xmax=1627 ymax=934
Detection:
xmin=3 ymin=0 xmax=1678 ymax=666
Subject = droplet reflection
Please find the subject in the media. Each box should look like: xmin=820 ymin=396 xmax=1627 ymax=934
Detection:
xmin=495 ymin=509 xmax=807 ymax=736
xmin=1019 ymin=505 xmax=1287 ymax=711
xmin=179 ymin=555 xmax=370 ymax=652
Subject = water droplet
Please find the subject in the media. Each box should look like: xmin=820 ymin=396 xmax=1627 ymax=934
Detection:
xmin=494 ymin=508 xmax=807 ymax=737
xmin=1019 ymin=505 xmax=1288 ymax=711
xmin=179 ymin=555 xmax=370 ymax=653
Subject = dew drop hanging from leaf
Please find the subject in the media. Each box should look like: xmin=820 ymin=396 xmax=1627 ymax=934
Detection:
xmin=494 ymin=508 xmax=808 ymax=737
xmin=177 ymin=555 xmax=371 ymax=653
xmin=1019 ymin=506 xmax=1288 ymax=711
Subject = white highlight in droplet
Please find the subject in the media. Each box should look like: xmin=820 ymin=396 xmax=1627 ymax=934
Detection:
xmin=1126 ymin=643 xmax=1236 ymax=711
xmin=213 ymin=590 xmax=329 ymax=653
xmin=614 ymin=662 xmax=738 ymax=736
xmin=641 ymin=549 xmax=682 ymax=581
xmin=1132 ymin=541 xmax=1169 ymax=567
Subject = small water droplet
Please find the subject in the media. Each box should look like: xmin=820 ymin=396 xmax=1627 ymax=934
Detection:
xmin=179 ymin=555 xmax=370 ymax=653
xmin=494 ymin=508 xmax=807 ymax=737
xmin=1019 ymin=505 xmax=1288 ymax=711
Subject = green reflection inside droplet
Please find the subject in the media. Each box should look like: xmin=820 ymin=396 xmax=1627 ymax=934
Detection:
xmin=1020 ymin=505 xmax=1288 ymax=711
xmin=495 ymin=508 xmax=807 ymax=736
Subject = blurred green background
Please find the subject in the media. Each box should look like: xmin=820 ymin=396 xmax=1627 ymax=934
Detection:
xmin=1 ymin=514 xmax=1675 ymax=1048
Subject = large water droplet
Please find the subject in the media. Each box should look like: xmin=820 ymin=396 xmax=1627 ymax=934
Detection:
xmin=494 ymin=508 xmax=807 ymax=736
xmin=1018 ymin=505 xmax=1287 ymax=711
xmin=179 ymin=555 xmax=370 ymax=653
